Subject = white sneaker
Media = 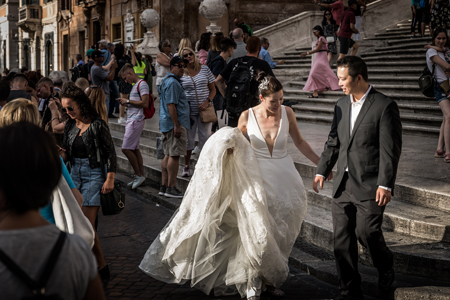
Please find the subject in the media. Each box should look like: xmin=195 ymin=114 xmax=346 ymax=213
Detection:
xmin=132 ymin=175 xmax=145 ymax=189
xmin=118 ymin=117 xmax=126 ymax=125
xmin=192 ymin=146 xmax=201 ymax=155
xmin=181 ymin=165 xmax=190 ymax=177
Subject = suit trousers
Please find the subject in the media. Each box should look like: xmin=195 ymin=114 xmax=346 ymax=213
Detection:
xmin=332 ymin=173 xmax=393 ymax=293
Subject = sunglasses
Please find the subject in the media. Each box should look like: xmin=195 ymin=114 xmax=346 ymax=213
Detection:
xmin=325 ymin=13 xmax=331 ymax=15
xmin=175 ymin=64 xmax=187 ymax=68
xmin=62 ymin=106 xmax=75 ymax=113
xmin=183 ymin=52 xmax=194 ymax=58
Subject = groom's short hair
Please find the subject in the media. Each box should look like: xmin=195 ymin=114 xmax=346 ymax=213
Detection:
xmin=336 ymin=56 xmax=368 ymax=82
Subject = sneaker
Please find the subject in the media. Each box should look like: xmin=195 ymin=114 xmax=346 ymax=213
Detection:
xmin=132 ymin=175 xmax=145 ymax=189
xmin=181 ymin=165 xmax=190 ymax=177
xmin=118 ymin=117 xmax=127 ymax=125
xmin=159 ymin=185 xmax=167 ymax=195
xmin=127 ymin=175 xmax=136 ymax=186
xmin=192 ymin=146 xmax=201 ymax=155
xmin=164 ymin=187 xmax=184 ymax=198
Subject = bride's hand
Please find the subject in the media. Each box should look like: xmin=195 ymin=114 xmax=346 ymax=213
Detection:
xmin=227 ymin=148 xmax=233 ymax=154
xmin=327 ymin=171 xmax=334 ymax=181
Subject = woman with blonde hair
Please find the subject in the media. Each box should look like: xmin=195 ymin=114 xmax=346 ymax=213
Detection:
xmin=176 ymin=38 xmax=192 ymax=57
xmin=86 ymin=86 xmax=108 ymax=124
xmin=179 ymin=47 xmax=216 ymax=177
xmin=206 ymin=32 xmax=224 ymax=65
xmin=0 ymin=98 xmax=40 ymax=126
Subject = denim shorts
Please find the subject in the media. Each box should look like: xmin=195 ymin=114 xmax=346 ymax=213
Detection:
xmin=435 ymin=82 xmax=448 ymax=104
xmin=70 ymin=158 xmax=104 ymax=207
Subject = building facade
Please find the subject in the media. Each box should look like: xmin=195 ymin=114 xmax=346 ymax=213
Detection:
xmin=0 ymin=0 xmax=20 ymax=72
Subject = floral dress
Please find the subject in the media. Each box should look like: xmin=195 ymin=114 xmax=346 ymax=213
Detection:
xmin=323 ymin=21 xmax=339 ymax=54
xmin=431 ymin=0 xmax=450 ymax=30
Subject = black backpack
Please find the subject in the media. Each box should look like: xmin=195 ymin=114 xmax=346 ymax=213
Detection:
xmin=418 ymin=64 xmax=436 ymax=98
xmin=0 ymin=231 xmax=67 ymax=299
xmin=225 ymin=57 xmax=257 ymax=116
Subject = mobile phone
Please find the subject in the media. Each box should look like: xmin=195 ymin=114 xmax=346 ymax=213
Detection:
xmin=50 ymin=87 xmax=54 ymax=99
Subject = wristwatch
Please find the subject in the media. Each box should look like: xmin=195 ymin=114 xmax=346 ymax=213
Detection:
xmin=127 ymin=100 xmax=130 ymax=104
xmin=208 ymin=99 xmax=212 ymax=103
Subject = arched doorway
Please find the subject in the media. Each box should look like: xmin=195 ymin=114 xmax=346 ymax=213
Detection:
xmin=23 ymin=40 xmax=31 ymax=70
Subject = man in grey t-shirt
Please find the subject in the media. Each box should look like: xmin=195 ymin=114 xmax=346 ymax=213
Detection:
xmin=90 ymin=50 xmax=117 ymax=111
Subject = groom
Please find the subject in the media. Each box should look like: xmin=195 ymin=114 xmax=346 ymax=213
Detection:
xmin=313 ymin=56 xmax=402 ymax=300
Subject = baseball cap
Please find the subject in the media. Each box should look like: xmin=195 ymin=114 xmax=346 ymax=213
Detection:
xmin=86 ymin=48 xmax=95 ymax=58
xmin=170 ymin=56 xmax=188 ymax=66
xmin=91 ymin=50 xmax=104 ymax=60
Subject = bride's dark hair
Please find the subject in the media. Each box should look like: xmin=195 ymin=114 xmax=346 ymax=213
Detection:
xmin=256 ymin=71 xmax=283 ymax=98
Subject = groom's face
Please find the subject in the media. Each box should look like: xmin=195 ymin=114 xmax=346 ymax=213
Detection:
xmin=337 ymin=66 xmax=358 ymax=96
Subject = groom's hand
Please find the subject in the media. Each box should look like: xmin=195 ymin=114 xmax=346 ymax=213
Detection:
xmin=376 ymin=188 xmax=392 ymax=206
xmin=313 ymin=176 xmax=324 ymax=193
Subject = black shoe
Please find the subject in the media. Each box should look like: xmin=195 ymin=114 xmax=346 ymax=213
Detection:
xmin=98 ymin=265 xmax=110 ymax=282
xmin=108 ymin=114 xmax=118 ymax=118
xmin=378 ymin=267 xmax=395 ymax=291
xmin=334 ymin=292 xmax=364 ymax=300
xmin=164 ymin=187 xmax=184 ymax=198
xmin=159 ymin=185 xmax=167 ymax=196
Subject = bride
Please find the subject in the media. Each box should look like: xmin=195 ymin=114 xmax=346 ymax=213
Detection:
xmin=139 ymin=74 xmax=330 ymax=299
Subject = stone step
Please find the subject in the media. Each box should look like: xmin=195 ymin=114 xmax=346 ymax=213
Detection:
xmin=375 ymin=41 xmax=429 ymax=52
xmin=293 ymin=112 xmax=440 ymax=135
xmin=279 ymin=60 xmax=312 ymax=66
xmin=387 ymin=36 xmax=432 ymax=45
xmin=288 ymin=81 xmax=421 ymax=93
xmin=294 ymin=47 xmax=313 ymax=52
xmin=362 ymin=54 xmax=426 ymax=62
xmin=367 ymin=68 xmax=423 ymax=76
xmin=360 ymin=48 xmax=426 ymax=58
xmin=109 ymin=120 xmax=449 ymax=211
xmin=112 ymin=143 xmax=450 ymax=282
xmin=365 ymin=35 xmax=424 ymax=41
xmin=300 ymin=74 xmax=422 ymax=86
xmin=114 ymin=171 xmax=450 ymax=300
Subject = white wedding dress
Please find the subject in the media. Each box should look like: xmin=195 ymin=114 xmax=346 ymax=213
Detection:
xmin=139 ymin=106 xmax=307 ymax=297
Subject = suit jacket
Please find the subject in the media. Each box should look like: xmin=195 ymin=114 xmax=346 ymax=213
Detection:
xmin=316 ymin=88 xmax=402 ymax=200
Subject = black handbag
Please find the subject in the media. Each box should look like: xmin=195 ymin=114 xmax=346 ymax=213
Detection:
xmin=419 ymin=64 xmax=436 ymax=98
xmin=92 ymin=122 xmax=125 ymax=216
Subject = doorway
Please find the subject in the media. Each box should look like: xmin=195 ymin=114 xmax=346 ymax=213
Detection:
xmin=63 ymin=34 xmax=69 ymax=73
xmin=93 ymin=21 xmax=101 ymax=47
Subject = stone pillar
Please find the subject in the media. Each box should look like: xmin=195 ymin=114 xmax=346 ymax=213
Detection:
xmin=199 ymin=0 xmax=227 ymax=34
xmin=136 ymin=9 xmax=160 ymax=57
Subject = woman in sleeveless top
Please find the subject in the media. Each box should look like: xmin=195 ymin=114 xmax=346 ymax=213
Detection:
xmin=156 ymin=40 xmax=172 ymax=89
xmin=301 ymin=25 xmax=340 ymax=98
xmin=139 ymin=75 xmax=331 ymax=299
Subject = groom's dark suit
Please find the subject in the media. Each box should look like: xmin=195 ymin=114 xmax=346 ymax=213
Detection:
xmin=316 ymin=87 xmax=402 ymax=293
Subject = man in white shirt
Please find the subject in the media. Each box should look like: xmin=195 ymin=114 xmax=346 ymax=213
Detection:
xmin=313 ymin=56 xmax=402 ymax=300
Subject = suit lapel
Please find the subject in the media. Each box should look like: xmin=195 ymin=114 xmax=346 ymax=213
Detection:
xmin=349 ymin=88 xmax=376 ymax=144
xmin=341 ymin=96 xmax=351 ymax=145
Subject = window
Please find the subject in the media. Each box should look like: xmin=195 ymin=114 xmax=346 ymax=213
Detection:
xmin=61 ymin=0 xmax=71 ymax=11
xmin=112 ymin=23 xmax=121 ymax=43
xmin=22 ymin=0 xmax=38 ymax=5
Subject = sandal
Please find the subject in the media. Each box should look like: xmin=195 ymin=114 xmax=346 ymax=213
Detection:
xmin=308 ymin=95 xmax=319 ymax=98
xmin=435 ymin=150 xmax=445 ymax=158
xmin=266 ymin=286 xmax=285 ymax=297
xmin=444 ymin=154 xmax=450 ymax=163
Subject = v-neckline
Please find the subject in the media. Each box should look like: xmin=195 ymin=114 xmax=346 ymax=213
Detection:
xmin=250 ymin=107 xmax=283 ymax=158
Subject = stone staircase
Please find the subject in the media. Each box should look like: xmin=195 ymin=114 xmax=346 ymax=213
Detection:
xmin=108 ymin=108 xmax=450 ymax=299
xmin=271 ymin=20 xmax=441 ymax=137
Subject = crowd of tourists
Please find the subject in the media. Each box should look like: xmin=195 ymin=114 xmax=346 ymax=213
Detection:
xmin=0 ymin=2 xmax=448 ymax=299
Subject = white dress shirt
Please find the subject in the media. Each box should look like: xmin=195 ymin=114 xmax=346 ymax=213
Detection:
xmin=317 ymin=85 xmax=391 ymax=192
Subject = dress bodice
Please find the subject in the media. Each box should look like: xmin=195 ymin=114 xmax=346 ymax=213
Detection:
xmin=316 ymin=36 xmax=328 ymax=51
xmin=247 ymin=106 xmax=289 ymax=159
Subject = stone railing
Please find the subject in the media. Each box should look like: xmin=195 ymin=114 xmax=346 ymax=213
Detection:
xmin=254 ymin=0 xmax=410 ymax=56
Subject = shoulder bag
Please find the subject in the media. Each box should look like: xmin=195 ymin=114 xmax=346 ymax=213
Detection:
xmin=190 ymin=76 xmax=217 ymax=123
xmin=91 ymin=122 xmax=125 ymax=216
xmin=419 ymin=63 xmax=437 ymax=98
xmin=52 ymin=175 xmax=95 ymax=248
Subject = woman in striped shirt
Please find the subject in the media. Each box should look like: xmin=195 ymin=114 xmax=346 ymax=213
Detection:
xmin=180 ymin=47 xmax=216 ymax=177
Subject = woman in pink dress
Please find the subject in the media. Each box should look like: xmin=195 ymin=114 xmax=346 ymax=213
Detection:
xmin=301 ymin=25 xmax=340 ymax=98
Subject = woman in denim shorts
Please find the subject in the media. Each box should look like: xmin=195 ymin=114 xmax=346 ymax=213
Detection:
xmin=61 ymin=85 xmax=117 ymax=281
xmin=425 ymin=28 xmax=450 ymax=162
